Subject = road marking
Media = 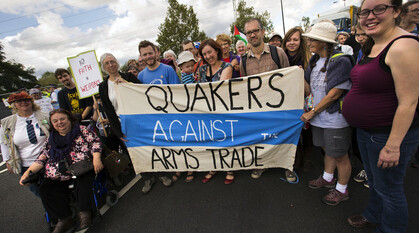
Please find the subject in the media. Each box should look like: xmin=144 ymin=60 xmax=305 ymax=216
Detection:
xmin=0 ymin=161 xmax=5 ymax=167
xmin=0 ymin=168 xmax=8 ymax=174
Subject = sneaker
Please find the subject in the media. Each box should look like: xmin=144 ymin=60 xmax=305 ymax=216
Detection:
xmin=323 ymin=188 xmax=349 ymax=206
xmin=363 ymin=180 xmax=369 ymax=188
xmin=141 ymin=177 xmax=155 ymax=194
xmin=354 ymin=170 xmax=367 ymax=183
xmin=285 ymin=170 xmax=297 ymax=182
xmin=159 ymin=176 xmax=173 ymax=187
xmin=251 ymin=169 xmax=266 ymax=179
xmin=308 ymin=175 xmax=336 ymax=189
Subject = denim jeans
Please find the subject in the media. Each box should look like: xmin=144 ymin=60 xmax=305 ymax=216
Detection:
xmin=357 ymin=128 xmax=419 ymax=233
xmin=21 ymin=167 xmax=40 ymax=198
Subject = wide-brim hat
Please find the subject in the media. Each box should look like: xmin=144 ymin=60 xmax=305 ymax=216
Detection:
xmin=302 ymin=22 xmax=338 ymax=45
xmin=8 ymin=92 xmax=33 ymax=104
xmin=177 ymin=51 xmax=196 ymax=66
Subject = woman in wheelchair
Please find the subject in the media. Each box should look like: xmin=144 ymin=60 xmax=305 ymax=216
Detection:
xmin=20 ymin=109 xmax=104 ymax=233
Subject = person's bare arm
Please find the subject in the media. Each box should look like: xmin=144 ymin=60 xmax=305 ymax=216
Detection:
xmin=377 ymin=38 xmax=419 ymax=168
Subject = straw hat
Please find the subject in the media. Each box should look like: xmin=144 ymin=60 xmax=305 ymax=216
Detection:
xmin=302 ymin=22 xmax=338 ymax=45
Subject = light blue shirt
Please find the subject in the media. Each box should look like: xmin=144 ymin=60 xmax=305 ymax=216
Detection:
xmin=137 ymin=63 xmax=180 ymax=84
xmin=310 ymin=57 xmax=351 ymax=129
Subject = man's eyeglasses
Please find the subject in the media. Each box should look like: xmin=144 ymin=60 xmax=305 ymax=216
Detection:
xmin=245 ymin=28 xmax=261 ymax=36
xmin=357 ymin=4 xmax=395 ymax=19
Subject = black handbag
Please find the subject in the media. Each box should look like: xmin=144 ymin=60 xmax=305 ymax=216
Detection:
xmin=68 ymin=158 xmax=94 ymax=176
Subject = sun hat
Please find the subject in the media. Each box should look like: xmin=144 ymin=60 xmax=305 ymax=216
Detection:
xmin=177 ymin=51 xmax=197 ymax=66
xmin=8 ymin=92 xmax=33 ymax=104
xmin=302 ymin=22 xmax=338 ymax=45
xmin=29 ymin=88 xmax=41 ymax=95
xmin=269 ymin=32 xmax=282 ymax=41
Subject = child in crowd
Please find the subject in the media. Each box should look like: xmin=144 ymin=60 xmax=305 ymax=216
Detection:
xmin=177 ymin=51 xmax=197 ymax=84
xmin=171 ymin=51 xmax=196 ymax=182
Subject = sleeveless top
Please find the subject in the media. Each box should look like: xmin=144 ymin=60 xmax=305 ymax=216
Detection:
xmin=342 ymin=35 xmax=419 ymax=130
xmin=198 ymin=61 xmax=232 ymax=83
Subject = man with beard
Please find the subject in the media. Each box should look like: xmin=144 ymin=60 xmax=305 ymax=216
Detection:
xmin=136 ymin=40 xmax=180 ymax=194
xmin=240 ymin=18 xmax=292 ymax=181
xmin=54 ymin=68 xmax=93 ymax=120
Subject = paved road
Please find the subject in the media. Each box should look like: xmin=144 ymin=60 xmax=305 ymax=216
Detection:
xmin=0 ymin=148 xmax=418 ymax=233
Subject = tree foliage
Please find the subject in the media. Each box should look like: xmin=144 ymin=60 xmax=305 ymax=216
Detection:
xmin=0 ymin=43 xmax=38 ymax=94
xmin=157 ymin=0 xmax=207 ymax=55
xmin=38 ymin=71 xmax=59 ymax=87
xmin=300 ymin=16 xmax=311 ymax=32
xmin=230 ymin=0 xmax=274 ymax=44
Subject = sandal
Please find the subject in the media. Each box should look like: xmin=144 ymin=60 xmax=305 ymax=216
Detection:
xmin=185 ymin=172 xmax=194 ymax=183
xmin=224 ymin=172 xmax=235 ymax=185
xmin=202 ymin=171 xmax=216 ymax=183
xmin=171 ymin=172 xmax=181 ymax=182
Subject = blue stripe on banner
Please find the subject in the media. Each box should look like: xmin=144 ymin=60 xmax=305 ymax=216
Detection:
xmin=120 ymin=109 xmax=304 ymax=148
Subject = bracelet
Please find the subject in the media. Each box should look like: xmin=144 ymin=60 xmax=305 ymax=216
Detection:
xmin=384 ymin=146 xmax=399 ymax=153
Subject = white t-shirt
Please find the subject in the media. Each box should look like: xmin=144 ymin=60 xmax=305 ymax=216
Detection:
xmin=34 ymin=97 xmax=54 ymax=113
xmin=108 ymin=80 xmax=118 ymax=112
xmin=1 ymin=114 xmax=47 ymax=167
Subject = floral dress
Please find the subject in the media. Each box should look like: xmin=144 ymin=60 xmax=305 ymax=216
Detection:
xmin=198 ymin=61 xmax=232 ymax=83
xmin=35 ymin=125 xmax=102 ymax=181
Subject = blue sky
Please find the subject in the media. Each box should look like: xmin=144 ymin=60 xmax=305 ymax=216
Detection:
xmin=0 ymin=0 xmax=362 ymax=77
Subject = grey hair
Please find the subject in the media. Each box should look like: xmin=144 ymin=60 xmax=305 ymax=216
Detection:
xmin=163 ymin=50 xmax=177 ymax=59
xmin=236 ymin=40 xmax=245 ymax=48
xmin=100 ymin=53 xmax=120 ymax=74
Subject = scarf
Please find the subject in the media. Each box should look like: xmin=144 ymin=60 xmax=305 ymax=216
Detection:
xmin=48 ymin=124 xmax=81 ymax=163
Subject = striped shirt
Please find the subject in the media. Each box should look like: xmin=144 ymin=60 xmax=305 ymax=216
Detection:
xmin=240 ymin=44 xmax=290 ymax=76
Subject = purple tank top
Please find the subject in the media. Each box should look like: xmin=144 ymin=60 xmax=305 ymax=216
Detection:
xmin=342 ymin=36 xmax=417 ymax=129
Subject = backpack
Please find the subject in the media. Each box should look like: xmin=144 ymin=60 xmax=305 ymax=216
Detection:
xmin=241 ymin=44 xmax=281 ymax=76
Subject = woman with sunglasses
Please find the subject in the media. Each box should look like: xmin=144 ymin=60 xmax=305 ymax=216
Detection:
xmin=0 ymin=92 xmax=50 ymax=196
xmin=343 ymin=0 xmax=419 ymax=232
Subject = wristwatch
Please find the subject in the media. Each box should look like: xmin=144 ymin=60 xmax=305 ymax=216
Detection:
xmin=311 ymin=107 xmax=316 ymax=114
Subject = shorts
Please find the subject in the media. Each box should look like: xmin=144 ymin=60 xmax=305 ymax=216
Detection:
xmin=311 ymin=126 xmax=351 ymax=157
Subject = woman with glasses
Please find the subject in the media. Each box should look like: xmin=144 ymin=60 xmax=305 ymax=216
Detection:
xmin=343 ymin=0 xmax=419 ymax=232
xmin=216 ymin=33 xmax=240 ymax=78
xmin=301 ymin=21 xmax=354 ymax=206
xmin=0 ymin=92 xmax=50 ymax=196
xmin=98 ymin=53 xmax=141 ymax=152
xmin=399 ymin=0 xmax=419 ymax=36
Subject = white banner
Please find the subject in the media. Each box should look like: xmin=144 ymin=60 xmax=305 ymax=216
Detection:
xmin=116 ymin=66 xmax=305 ymax=174
xmin=67 ymin=50 xmax=103 ymax=99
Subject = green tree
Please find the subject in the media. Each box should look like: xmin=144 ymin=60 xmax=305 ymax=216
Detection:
xmin=0 ymin=43 xmax=38 ymax=94
xmin=230 ymin=0 xmax=274 ymax=44
xmin=157 ymin=0 xmax=207 ymax=55
xmin=38 ymin=71 xmax=59 ymax=87
xmin=300 ymin=16 xmax=311 ymax=32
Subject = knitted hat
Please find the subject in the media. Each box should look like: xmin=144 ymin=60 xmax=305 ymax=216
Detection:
xmin=8 ymin=92 xmax=33 ymax=104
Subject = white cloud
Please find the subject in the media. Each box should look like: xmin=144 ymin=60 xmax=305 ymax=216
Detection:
xmin=0 ymin=0 xmax=363 ymax=78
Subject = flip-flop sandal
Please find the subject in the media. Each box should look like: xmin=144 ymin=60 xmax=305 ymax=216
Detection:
xmin=185 ymin=173 xmax=194 ymax=183
xmin=171 ymin=173 xmax=181 ymax=182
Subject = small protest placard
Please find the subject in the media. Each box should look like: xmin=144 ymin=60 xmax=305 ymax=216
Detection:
xmin=67 ymin=50 xmax=103 ymax=99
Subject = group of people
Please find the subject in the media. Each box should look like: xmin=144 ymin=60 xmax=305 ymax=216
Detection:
xmin=1 ymin=0 xmax=418 ymax=232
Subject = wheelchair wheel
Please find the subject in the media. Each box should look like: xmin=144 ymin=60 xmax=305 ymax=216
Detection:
xmin=106 ymin=190 xmax=119 ymax=207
